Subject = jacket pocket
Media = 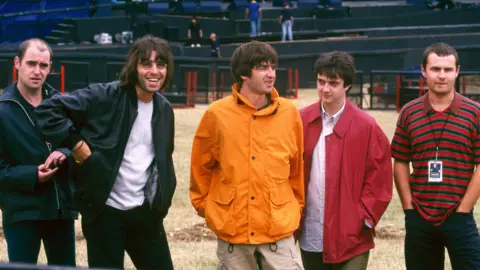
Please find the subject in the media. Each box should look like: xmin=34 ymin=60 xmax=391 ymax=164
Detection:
xmin=205 ymin=184 xmax=236 ymax=236
xmin=346 ymin=204 xmax=364 ymax=238
xmin=268 ymin=184 xmax=300 ymax=237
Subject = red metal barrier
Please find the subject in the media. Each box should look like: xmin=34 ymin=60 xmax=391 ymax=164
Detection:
xmin=294 ymin=68 xmax=299 ymax=99
xmin=211 ymin=72 xmax=217 ymax=103
xmin=419 ymin=77 xmax=425 ymax=96
xmin=395 ymin=75 xmax=401 ymax=113
xmin=192 ymin=71 xmax=197 ymax=108
xmin=220 ymin=72 xmax=225 ymax=99
xmin=60 ymin=65 xmax=65 ymax=94
xmin=185 ymin=71 xmax=192 ymax=108
xmin=12 ymin=65 xmax=17 ymax=82
xmin=288 ymin=68 xmax=293 ymax=93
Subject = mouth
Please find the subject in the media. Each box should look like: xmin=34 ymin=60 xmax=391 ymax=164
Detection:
xmin=147 ymin=78 xmax=160 ymax=83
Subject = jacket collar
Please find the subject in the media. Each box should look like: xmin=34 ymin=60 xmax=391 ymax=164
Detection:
xmin=0 ymin=82 xmax=57 ymax=102
xmin=231 ymin=83 xmax=280 ymax=116
xmin=307 ymin=98 xmax=355 ymax=138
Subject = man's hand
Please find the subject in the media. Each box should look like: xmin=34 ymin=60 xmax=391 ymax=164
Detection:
xmin=456 ymin=204 xmax=472 ymax=213
xmin=38 ymin=164 xmax=58 ymax=183
xmin=72 ymin=140 xmax=92 ymax=165
xmin=44 ymin=151 xmax=67 ymax=170
xmin=403 ymin=202 xmax=414 ymax=210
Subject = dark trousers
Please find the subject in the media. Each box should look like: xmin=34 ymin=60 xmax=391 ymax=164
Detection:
xmin=3 ymin=219 xmax=76 ymax=266
xmin=82 ymin=203 xmax=174 ymax=269
xmin=300 ymin=250 xmax=369 ymax=270
xmin=405 ymin=209 xmax=480 ymax=270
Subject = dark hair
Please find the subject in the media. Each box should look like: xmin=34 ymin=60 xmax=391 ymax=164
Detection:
xmin=119 ymin=35 xmax=174 ymax=90
xmin=422 ymin=43 xmax=459 ymax=69
xmin=17 ymin=38 xmax=52 ymax=61
xmin=230 ymin=41 xmax=278 ymax=88
xmin=314 ymin=51 xmax=356 ymax=89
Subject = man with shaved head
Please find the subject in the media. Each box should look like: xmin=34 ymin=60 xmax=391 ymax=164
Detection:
xmin=0 ymin=38 xmax=77 ymax=266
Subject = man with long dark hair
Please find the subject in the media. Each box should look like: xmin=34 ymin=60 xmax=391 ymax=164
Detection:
xmin=35 ymin=35 xmax=176 ymax=269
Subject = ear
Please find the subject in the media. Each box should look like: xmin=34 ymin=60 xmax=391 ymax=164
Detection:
xmin=344 ymin=84 xmax=351 ymax=93
xmin=455 ymin=65 xmax=460 ymax=78
xmin=14 ymin=56 xmax=20 ymax=70
xmin=240 ymin=75 xmax=249 ymax=81
xmin=47 ymin=61 xmax=52 ymax=74
xmin=421 ymin=65 xmax=426 ymax=78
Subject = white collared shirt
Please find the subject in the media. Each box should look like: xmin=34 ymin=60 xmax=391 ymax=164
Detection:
xmin=300 ymin=101 xmax=345 ymax=252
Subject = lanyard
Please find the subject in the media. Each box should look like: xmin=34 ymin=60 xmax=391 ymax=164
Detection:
xmin=428 ymin=111 xmax=450 ymax=161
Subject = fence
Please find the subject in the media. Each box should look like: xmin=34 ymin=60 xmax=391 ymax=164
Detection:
xmin=367 ymin=70 xmax=480 ymax=111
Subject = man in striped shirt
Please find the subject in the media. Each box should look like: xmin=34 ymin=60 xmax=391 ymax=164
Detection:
xmin=392 ymin=43 xmax=480 ymax=269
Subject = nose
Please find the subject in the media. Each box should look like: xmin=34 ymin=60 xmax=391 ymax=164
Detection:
xmin=266 ymin=67 xmax=275 ymax=77
xmin=438 ymin=69 xmax=446 ymax=79
xmin=150 ymin=64 xmax=159 ymax=73
xmin=321 ymin=83 xmax=332 ymax=92
xmin=33 ymin=64 xmax=41 ymax=74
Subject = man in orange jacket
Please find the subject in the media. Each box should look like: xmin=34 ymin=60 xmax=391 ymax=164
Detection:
xmin=190 ymin=41 xmax=305 ymax=270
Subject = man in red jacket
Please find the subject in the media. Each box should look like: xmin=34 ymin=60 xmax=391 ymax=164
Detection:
xmin=298 ymin=51 xmax=393 ymax=269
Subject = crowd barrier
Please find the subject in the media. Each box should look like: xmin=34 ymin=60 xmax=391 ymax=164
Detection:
xmin=368 ymin=70 xmax=480 ymax=111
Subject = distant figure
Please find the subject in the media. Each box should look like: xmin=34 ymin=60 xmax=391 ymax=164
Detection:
xmin=89 ymin=0 xmax=98 ymax=17
xmin=210 ymin=33 xmax=220 ymax=57
xmin=427 ymin=0 xmax=455 ymax=9
xmin=279 ymin=1 xmax=293 ymax=41
xmin=172 ymin=0 xmax=184 ymax=13
xmin=246 ymin=0 xmax=262 ymax=37
xmin=227 ymin=0 xmax=237 ymax=11
xmin=188 ymin=16 xmax=203 ymax=47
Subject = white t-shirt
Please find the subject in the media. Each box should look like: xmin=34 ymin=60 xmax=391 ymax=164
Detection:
xmin=106 ymin=100 xmax=155 ymax=210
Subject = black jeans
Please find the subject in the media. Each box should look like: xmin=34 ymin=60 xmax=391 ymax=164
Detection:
xmin=4 ymin=219 xmax=76 ymax=266
xmin=82 ymin=203 xmax=173 ymax=269
xmin=405 ymin=209 xmax=480 ymax=270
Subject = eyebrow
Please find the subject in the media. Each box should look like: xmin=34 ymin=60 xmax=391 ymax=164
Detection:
xmin=26 ymin=60 xmax=49 ymax=65
xmin=317 ymin=77 xmax=340 ymax=82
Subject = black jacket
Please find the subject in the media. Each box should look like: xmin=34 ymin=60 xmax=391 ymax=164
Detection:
xmin=0 ymin=83 xmax=77 ymax=226
xmin=35 ymin=81 xmax=177 ymax=222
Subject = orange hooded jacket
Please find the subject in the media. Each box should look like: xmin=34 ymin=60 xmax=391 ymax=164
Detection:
xmin=190 ymin=84 xmax=304 ymax=244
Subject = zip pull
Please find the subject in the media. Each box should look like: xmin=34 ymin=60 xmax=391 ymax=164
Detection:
xmin=46 ymin=142 xmax=52 ymax=152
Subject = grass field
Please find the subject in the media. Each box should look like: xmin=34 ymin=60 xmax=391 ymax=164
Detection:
xmin=0 ymin=89 xmax=479 ymax=269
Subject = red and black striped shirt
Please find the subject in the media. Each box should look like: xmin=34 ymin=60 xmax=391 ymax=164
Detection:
xmin=391 ymin=92 xmax=480 ymax=225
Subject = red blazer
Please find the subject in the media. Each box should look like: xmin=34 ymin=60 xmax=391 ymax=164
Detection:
xmin=299 ymin=99 xmax=393 ymax=263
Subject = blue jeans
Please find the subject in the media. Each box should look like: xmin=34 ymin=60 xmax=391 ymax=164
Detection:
xmin=282 ymin=20 xmax=293 ymax=41
xmin=404 ymin=209 xmax=480 ymax=270
xmin=4 ymin=219 xmax=76 ymax=266
xmin=250 ymin=18 xmax=261 ymax=37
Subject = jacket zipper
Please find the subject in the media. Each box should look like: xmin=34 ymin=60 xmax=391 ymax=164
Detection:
xmin=0 ymin=99 xmax=61 ymax=210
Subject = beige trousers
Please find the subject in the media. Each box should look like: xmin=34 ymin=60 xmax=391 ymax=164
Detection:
xmin=216 ymin=235 xmax=304 ymax=270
